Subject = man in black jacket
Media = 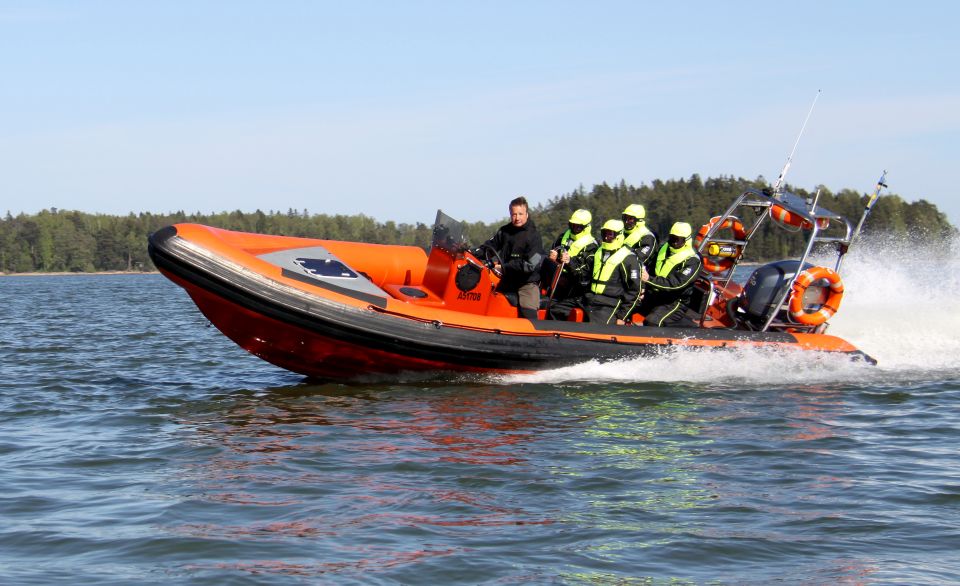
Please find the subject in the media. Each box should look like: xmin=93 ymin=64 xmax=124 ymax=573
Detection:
xmin=478 ymin=196 xmax=545 ymax=320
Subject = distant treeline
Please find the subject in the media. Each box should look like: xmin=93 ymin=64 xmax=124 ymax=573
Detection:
xmin=1 ymin=175 xmax=954 ymax=274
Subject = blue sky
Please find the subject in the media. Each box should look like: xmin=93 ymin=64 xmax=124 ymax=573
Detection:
xmin=2 ymin=1 xmax=958 ymax=226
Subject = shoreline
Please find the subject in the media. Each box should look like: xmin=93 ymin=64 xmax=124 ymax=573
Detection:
xmin=0 ymin=271 xmax=160 ymax=277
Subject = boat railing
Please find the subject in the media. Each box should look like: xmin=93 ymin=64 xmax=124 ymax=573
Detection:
xmin=696 ymin=188 xmax=856 ymax=332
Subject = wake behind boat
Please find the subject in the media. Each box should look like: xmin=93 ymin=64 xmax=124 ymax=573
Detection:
xmin=147 ymin=182 xmax=880 ymax=381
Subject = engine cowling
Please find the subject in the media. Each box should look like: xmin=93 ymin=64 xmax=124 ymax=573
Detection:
xmin=735 ymin=260 xmax=812 ymax=327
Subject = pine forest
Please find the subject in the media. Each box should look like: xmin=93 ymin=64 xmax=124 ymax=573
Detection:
xmin=1 ymin=175 xmax=954 ymax=274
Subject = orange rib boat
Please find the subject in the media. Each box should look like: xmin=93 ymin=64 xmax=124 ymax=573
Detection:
xmin=148 ymin=188 xmax=876 ymax=381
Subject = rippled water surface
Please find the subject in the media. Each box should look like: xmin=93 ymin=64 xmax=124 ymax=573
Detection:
xmin=3 ymin=241 xmax=960 ymax=584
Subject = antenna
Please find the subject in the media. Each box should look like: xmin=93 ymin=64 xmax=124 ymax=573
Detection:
xmin=771 ymin=89 xmax=821 ymax=198
xmin=836 ymin=170 xmax=888 ymax=273
xmin=851 ymin=170 xmax=888 ymax=242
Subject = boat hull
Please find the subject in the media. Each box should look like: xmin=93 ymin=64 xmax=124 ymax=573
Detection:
xmin=148 ymin=224 xmax=875 ymax=380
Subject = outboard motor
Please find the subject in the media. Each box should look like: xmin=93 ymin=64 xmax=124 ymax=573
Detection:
xmin=732 ymin=260 xmax=812 ymax=329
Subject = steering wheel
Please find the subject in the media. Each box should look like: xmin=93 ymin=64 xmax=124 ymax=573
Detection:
xmin=474 ymin=244 xmax=503 ymax=278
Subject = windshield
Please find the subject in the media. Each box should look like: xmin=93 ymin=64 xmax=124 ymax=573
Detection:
xmin=431 ymin=210 xmax=468 ymax=253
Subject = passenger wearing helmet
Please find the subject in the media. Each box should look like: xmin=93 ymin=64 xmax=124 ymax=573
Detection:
xmin=621 ymin=204 xmax=657 ymax=264
xmin=549 ymin=219 xmax=642 ymax=324
xmin=477 ymin=196 xmax=545 ymax=320
xmin=637 ymin=221 xmax=703 ymax=327
xmin=543 ymin=208 xmax=598 ymax=310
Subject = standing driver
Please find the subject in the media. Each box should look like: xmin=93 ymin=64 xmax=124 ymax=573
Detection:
xmin=477 ymin=196 xmax=545 ymax=320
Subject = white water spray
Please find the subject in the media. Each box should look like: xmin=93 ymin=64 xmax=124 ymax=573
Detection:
xmin=824 ymin=232 xmax=960 ymax=373
xmin=505 ymin=233 xmax=960 ymax=387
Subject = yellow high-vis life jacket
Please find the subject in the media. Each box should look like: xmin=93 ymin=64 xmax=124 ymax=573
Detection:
xmin=654 ymin=244 xmax=697 ymax=278
xmin=590 ymin=247 xmax=632 ymax=294
xmin=560 ymin=229 xmax=597 ymax=257
xmin=624 ymin=224 xmax=652 ymax=248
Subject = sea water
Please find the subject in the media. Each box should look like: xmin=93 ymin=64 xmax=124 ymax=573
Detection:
xmin=1 ymin=236 xmax=959 ymax=584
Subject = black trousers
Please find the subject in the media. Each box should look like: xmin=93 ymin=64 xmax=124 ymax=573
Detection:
xmin=547 ymin=295 xmax=620 ymax=324
xmin=642 ymin=301 xmax=696 ymax=328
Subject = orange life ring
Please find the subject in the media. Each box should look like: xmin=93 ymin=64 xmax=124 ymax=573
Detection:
xmin=770 ymin=204 xmax=830 ymax=231
xmin=695 ymin=216 xmax=746 ymax=273
xmin=788 ymin=266 xmax=844 ymax=326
